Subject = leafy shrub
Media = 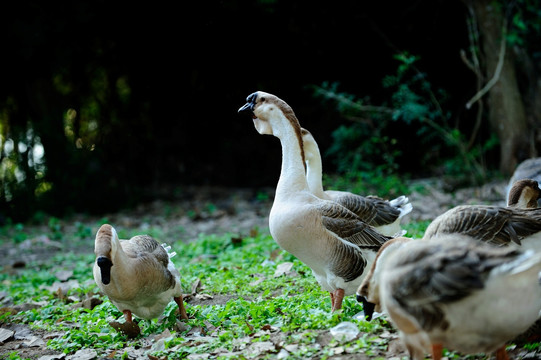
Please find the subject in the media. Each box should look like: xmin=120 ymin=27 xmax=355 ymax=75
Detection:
xmin=314 ymin=52 xmax=498 ymax=189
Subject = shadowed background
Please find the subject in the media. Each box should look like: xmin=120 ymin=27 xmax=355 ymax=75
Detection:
xmin=3 ymin=0 xmax=539 ymax=221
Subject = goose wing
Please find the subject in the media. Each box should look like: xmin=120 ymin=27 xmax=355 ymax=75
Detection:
xmin=424 ymin=205 xmax=541 ymax=246
xmin=317 ymin=201 xmax=391 ymax=248
xmin=385 ymin=236 xmax=522 ymax=331
xmin=122 ymin=235 xmax=168 ymax=262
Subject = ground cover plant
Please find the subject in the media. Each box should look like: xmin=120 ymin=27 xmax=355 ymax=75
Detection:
xmin=0 ymin=188 xmax=540 ymax=359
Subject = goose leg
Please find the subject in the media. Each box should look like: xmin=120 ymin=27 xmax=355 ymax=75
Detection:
xmin=431 ymin=343 xmax=443 ymax=360
xmin=332 ymin=288 xmax=345 ymax=311
xmin=110 ymin=309 xmax=140 ymax=338
xmin=495 ymin=346 xmax=509 ymax=360
xmin=123 ymin=309 xmax=133 ymax=322
xmin=330 ymin=292 xmax=335 ymax=311
xmin=174 ymin=295 xmax=189 ymax=320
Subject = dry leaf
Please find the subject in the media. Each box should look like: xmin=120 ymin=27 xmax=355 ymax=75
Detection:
xmin=66 ymin=348 xmax=97 ymax=360
xmin=55 ymin=269 xmax=74 ymax=282
xmin=191 ymin=278 xmax=202 ymax=294
xmin=273 ymin=262 xmax=294 ymax=277
xmin=0 ymin=328 xmax=14 ymax=343
xmin=23 ymin=335 xmax=45 ymax=347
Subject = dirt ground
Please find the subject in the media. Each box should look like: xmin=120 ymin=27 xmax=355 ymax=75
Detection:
xmin=3 ymin=179 xmax=539 ymax=360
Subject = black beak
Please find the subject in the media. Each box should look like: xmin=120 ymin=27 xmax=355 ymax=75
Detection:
xmin=97 ymin=256 xmax=113 ymax=285
xmin=238 ymin=92 xmax=258 ymax=115
xmin=238 ymin=102 xmax=253 ymax=113
xmin=356 ymin=294 xmax=376 ymax=321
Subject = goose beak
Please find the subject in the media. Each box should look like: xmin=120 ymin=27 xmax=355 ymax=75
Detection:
xmin=238 ymin=92 xmax=258 ymax=116
xmin=238 ymin=102 xmax=254 ymax=114
xmin=97 ymin=256 xmax=113 ymax=285
xmin=356 ymin=294 xmax=376 ymax=321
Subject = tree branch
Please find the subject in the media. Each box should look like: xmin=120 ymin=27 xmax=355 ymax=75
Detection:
xmin=465 ymin=18 xmax=508 ymax=110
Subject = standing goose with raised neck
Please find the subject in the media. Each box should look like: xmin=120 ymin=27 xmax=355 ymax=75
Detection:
xmin=421 ymin=179 xmax=541 ymax=251
xmin=238 ymin=91 xmax=391 ymax=311
xmin=357 ymin=234 xmax=541 ymax=360
xmin=301 ymin=128 xmax=412 ymax=236
xmin=93 ymin=224 xmax=188 ymax=338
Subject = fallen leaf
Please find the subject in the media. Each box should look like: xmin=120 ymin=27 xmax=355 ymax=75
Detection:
xmin=273 ymin=262 xmax=294 ymax=277
xmin=0 ymin=328 xmax=14 ymax=343
xmin=249 ymin=277 xmax=265 ymax=287
xmin=191 ymin=278 xmax=202 ymax=294
xmin=269 ymin=248 xmax=281 ymax=261
xmin=187 ymin=354 xmax=210 ymax=360
xmin=38 ymin=354 xmax=65 ymax=360
xmin=23 ymin=335 xmax=45 ymax=347
xmin=276 ymin=349 xmax=290 ymax=359
xmin=248 ymin=341 xmax=276 ymax=356
xmin=43 ymin=331 xmax=67 ymax=340
xmin=195 ymin=293 xmax=213 ymax=300
xmin=55 ymin=269 xmax=74 ymax=281
xmin=329 ymin=321 xmax=360 ymax=343
xmin=66 ymin=348 xmax=97 ymax=360
xmin=82 ymin=296 xmax=103 ymax=310
xmin=44 ymin=280 xmax=80 ymax=296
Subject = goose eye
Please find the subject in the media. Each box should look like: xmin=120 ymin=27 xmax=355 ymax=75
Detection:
xmin=260 ymin=97 xmax=266 ymax=102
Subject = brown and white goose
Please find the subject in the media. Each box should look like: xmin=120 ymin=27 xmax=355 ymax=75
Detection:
xmin=301 ymin=128 xmax=412 ymax=236
xmin=507 ymin=158 xmax=541 ymax=206
xmin=357 ymin=234 xmax=541 ymax=360
xmin=507 ymin=179 xmax=541 ymax=209
xmin=93 ymin=224 xmax=188 ymax=337
xmin=238 ymin=91 xmax=391 ymax=311
xmin=422 ymin=180 xmax=541 ymax=251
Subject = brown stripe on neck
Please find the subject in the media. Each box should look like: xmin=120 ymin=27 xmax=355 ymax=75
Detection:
xmin=269 ymin=96 xmax=306 ymax=171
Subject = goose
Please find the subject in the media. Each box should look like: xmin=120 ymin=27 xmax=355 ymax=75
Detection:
xmin=301 ymin=128 xmax=412 ymax=236
xmin=356 ymin=236 xmax=413 ymax=321
xmin=93 ymin=224 xmax=188 ymax=337
xmin=507 ymin=179 xmax=541 ymax=209
xmin=507 ymin=157 xmax=541 ymax=206
xmin=422 ymin=180 xmax=541 ymax=251
xmin=238 ymin=91 xmax=391 ymax=311
xmin=358 ymin=234 xmax=541 ymax=360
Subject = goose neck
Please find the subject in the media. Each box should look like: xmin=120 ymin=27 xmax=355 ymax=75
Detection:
xmin=306 ymin=153 xmax=325 ymax=198
xmin=275 ymin=130 xmax=309 ymax=196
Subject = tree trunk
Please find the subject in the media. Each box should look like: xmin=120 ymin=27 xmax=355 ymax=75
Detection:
xmin=471 ymin=0 xmax=531 ymax=175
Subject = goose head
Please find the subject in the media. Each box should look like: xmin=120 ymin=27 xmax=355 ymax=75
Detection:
xmin=507 ymin=179 xmax=541 ymax=208
xmin=238 ymin=91 xmax=301 ymax=137
xmin=356 ymin=236 xmax=413 ymax=321
xmin=94 ymin=224 xmax=118 ymax=285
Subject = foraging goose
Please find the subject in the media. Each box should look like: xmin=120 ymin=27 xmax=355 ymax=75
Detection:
xmin=356 ymin=236 xmax=413 ymax=321
xmin=301 ymin=128 xmax=412 ymax=236
xmin=93 ymin=224 xmax=188 ymax=337
xmin=422 ymin=180 xmax=541 ymax=251
xmin=507 ymin=157 xmax=541 ymax=206
xmin=238 ymin=91 xmax=391 ymax=311
xmin=363 ymin=234 xmax=541 ymax=360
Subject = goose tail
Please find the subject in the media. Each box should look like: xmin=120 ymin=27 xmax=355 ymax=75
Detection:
xmin=161 ymin=243 xmax=177 ymax=259
xmin=389 ymin=195 xmax=413 ymax=218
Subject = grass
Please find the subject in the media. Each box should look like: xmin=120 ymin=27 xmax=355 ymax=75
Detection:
xmin=1 ymin=216 xmax=534 ymax=359
xmin=0 ymin=218 xmax=411 ymax=360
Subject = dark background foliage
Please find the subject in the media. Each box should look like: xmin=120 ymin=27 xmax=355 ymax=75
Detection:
xmin=0 ymin=0 xmax=488 ymax=220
